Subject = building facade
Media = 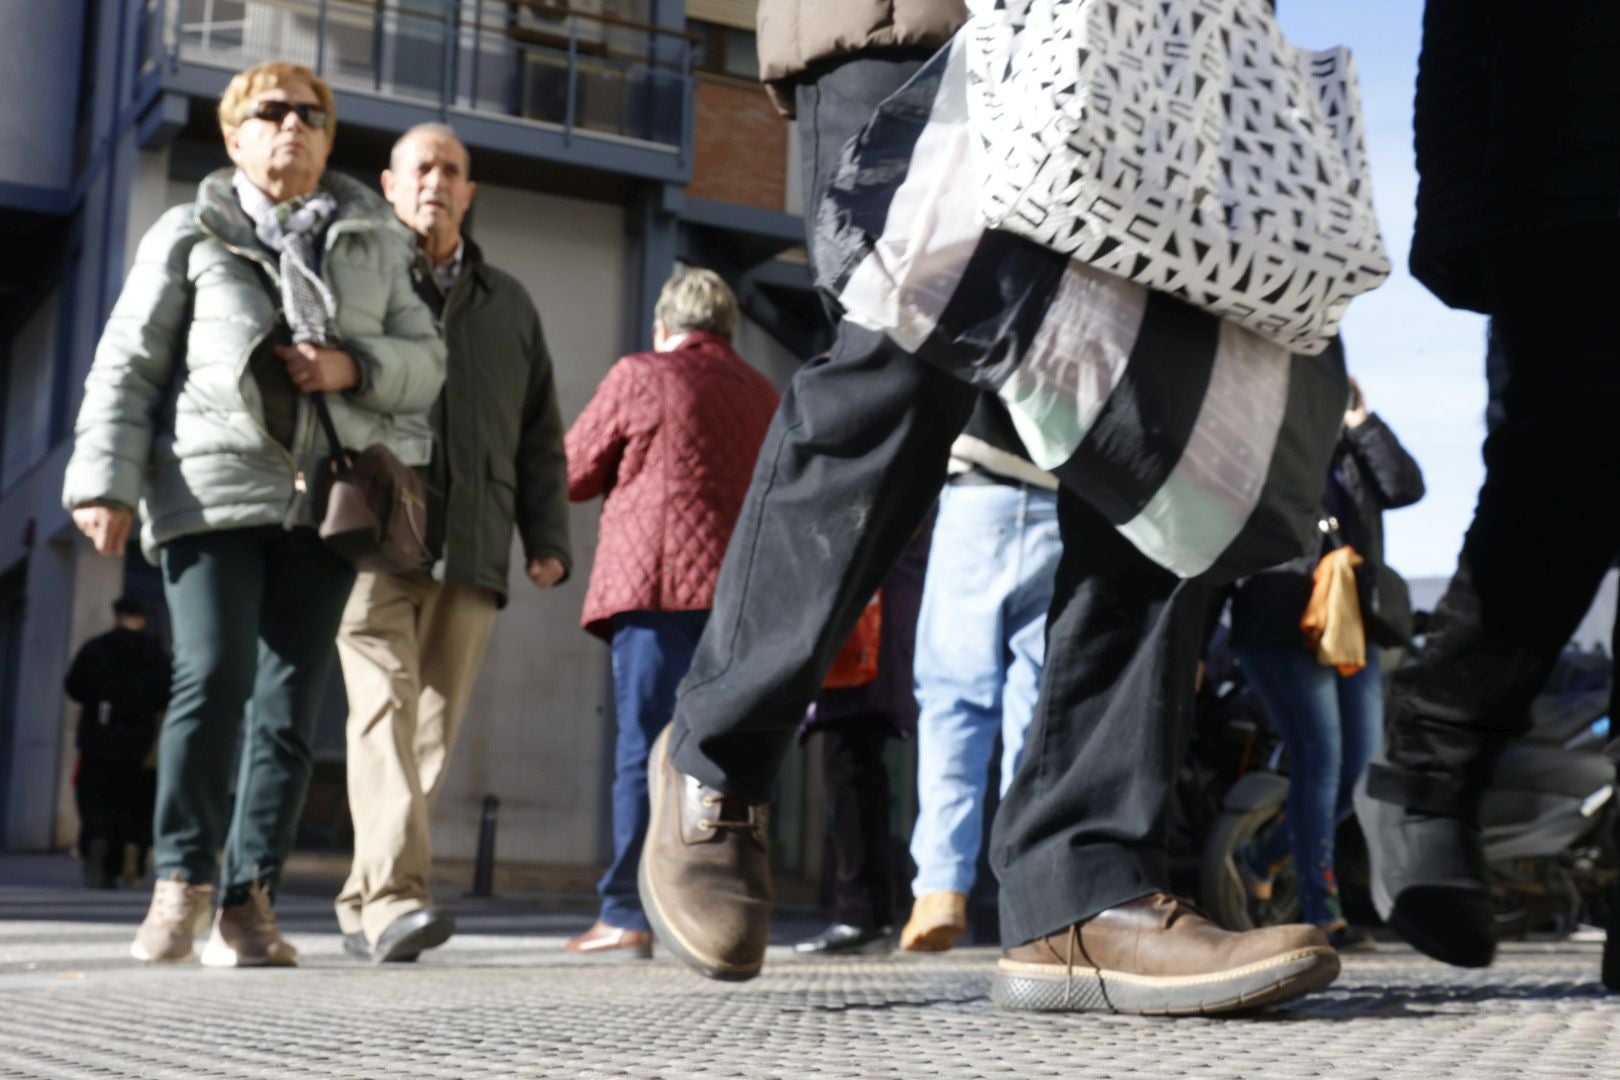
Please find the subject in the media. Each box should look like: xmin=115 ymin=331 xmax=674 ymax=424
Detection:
xmin=0 ymin=0 xmax=840 ymax=886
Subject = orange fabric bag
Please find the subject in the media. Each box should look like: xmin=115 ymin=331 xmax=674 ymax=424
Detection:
xmin=1300 ymin=546 xmax=1367 ymax=676
xmin=824 ymin=592 xmax=883 ymax=689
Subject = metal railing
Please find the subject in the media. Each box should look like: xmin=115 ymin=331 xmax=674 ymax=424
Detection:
xmin=149 ymin=0 xmax=694 ymax=151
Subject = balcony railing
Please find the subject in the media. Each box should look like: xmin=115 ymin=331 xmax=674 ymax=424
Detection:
xmin=150 ymin=0 xmax=694 ymax=153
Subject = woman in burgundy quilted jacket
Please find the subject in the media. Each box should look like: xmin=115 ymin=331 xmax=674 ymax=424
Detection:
xmin=563 ymin=268 xmax=781 ymax=956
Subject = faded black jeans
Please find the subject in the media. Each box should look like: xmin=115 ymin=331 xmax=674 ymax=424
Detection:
xmin=1369 ymin=224 xmax=1620 ymax=816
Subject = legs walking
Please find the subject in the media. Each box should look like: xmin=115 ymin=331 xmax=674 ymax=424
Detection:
xmin=1365 ymin=226 xmax=1620 ymax=967
xmin=598 ymin=610 xmax=708 ymax=935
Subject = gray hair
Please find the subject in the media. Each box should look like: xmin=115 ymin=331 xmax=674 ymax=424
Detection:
xmin=390 ymin=122 xmax=470 ymax=174
xmin=654 ymin=267 xmax=739 ymax=340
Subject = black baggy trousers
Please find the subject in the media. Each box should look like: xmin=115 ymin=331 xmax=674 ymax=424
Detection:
xmin=668 ymin=53 xmax=1217 ymax=946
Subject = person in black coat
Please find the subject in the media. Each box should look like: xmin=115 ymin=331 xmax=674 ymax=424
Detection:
xmin=1361 ymin=0 xmax=1620 ymax=972
xmin=64 ymin=597 xmax=171 ymax=889
xmin=1230 ymin=379 xmax=1424 ymax=949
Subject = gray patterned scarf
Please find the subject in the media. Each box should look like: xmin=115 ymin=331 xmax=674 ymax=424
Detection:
xmin=233 ymin=171 xmax=340 ymax=346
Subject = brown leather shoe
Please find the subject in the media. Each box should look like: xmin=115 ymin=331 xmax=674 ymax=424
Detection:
xmin=993 ymin=893 xmax=1339 ymax=1015
xmin=638 ymin=725 xmax=772 ymax=981
xmin=564 ymin=921 xmax=653 ymax=959
xmin=900 ymin=891 xmax=968 ymax=952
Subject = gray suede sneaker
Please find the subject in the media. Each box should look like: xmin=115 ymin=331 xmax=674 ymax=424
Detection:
xmin=130 ymin=875 xmax=214 ymax=963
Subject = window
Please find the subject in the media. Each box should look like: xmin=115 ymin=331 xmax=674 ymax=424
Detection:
xmin=689 ymin=19 xmax=756 ymax=80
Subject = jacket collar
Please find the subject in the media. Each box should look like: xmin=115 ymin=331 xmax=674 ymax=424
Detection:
xmin=194 ymin=167 xmax=393 ymax=252
xmin=660 ymin=329 xmax=732 ymax=355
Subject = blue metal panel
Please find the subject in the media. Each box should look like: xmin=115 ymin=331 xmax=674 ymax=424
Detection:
xmin=627 ymin=183 xmax=681 ymax=355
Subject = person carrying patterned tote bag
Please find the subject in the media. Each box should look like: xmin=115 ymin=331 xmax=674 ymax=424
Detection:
xmin=638 ymin=0 xmax=1382 ymax=1017
xmin=62 ymin=60 xmax=444 ymax=969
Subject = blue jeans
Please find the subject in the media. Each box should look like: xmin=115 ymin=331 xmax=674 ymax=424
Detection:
xmin=909 ymin=482 xmax=1062 ymax=896
xmin=599 ymin=609 xmax=709 ymax=931
xmin=1237 ymin=646 xmax=1384 ymax=925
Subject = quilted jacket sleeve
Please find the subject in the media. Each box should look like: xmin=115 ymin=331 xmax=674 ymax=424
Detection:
xmin=565 ymin=357 xmax=637 ymax=503
xmin=515 ymin=307 xmax=572 ymax=575
xmin=61 ymin=207 xmax=196 ymax=513
xmin=343 ymin=232 xmax=446 ymax=416
xmin=1345 ymin=413 xmax=1426 ymax=511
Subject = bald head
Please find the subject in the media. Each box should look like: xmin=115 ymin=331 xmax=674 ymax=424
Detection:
xmin=383 ymin=123 xmax=476 ymax=263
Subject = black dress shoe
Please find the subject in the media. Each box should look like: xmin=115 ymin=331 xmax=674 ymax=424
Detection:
xmin=793 ymin=923 xmax=894 ymax=956
xmin=341 ymin=931 xmax=372 ymax=961
xmin=372 ymin=907 xmax=456 ymax=964
xmin=1356 ymin=777 xmax=1494 ymax=968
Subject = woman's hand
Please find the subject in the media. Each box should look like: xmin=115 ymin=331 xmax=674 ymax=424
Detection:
xmin=276 ymin=343 xmax=360 ymax=394
xmin=72 ymin=505 xmax=135 ymax=556
xmin=1344 ymin=376 xmax=1370 ymax=429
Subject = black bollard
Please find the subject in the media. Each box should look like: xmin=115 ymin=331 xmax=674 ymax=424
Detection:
xmin=467 ymin=793 xmax=499 ymax=898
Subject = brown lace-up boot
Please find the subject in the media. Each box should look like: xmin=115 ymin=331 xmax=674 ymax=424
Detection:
xmin=638 ymin=725 xmax=772 ymax=981
xmin=993 ymin=893 xmax=1338 ymax=1015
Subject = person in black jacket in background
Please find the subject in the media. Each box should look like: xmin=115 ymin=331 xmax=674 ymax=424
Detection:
xmin=1231 ymin=378 xmax=1424 ymax=950
xmin=65 ymin=598 xmax=171 ymax=889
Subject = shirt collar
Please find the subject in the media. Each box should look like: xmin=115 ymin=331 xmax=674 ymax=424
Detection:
xmin=430 ymin=239 xmax=466 ymax=295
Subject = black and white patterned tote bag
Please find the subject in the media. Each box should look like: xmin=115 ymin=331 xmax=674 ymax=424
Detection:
xmin=965 ymin=0 xmax=1389 ymax=355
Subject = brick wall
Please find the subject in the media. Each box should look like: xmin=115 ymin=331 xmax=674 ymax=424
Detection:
xmin=688 ymin=74 xmax=786 ymax=210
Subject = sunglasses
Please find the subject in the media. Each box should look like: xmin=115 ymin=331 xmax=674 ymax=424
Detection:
xmin=246 ymin=100 xmax=329 ymax=130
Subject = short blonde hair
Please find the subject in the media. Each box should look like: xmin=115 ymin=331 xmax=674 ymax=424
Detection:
xmin=654 ymin=267 xmax=739 ymax=340
xmin=217 ymin=61 xmax=337 ymax=140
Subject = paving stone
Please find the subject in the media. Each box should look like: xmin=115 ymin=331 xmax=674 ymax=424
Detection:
xmin=2 ymin=876 xmax=1618 ymax=1078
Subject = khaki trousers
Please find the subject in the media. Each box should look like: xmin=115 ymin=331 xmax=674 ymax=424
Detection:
xmin=334 ymin=572 xmax=498 ymax=942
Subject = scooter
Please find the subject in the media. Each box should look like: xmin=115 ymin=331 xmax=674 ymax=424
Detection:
xmin=1201 ymin=645 xmax=1617 ymax=940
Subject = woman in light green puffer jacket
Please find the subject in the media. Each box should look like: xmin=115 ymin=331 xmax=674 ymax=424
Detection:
xmin=62 ymin=61 xmax=444 ymax=969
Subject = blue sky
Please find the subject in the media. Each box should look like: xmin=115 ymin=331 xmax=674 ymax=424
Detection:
xmin=1277 ymin=3 xmax=1486 ymax=578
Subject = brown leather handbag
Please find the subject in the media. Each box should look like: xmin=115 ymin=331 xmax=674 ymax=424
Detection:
xmin=310 ymin=393 xmax=430 ymax=576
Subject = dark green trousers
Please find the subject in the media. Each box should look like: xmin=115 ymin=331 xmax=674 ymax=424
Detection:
xmin=155 ymin=525 xmax=354 ymax=904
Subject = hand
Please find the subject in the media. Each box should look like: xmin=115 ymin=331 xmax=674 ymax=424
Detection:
xmin=1344 ymin=376 xmax=1369 ymax=429
xmin=72 ymin=505 xmax=134 ymax=556
xmin=526 ymin=556 xmax=566 ymax=589
xmin=275 ymin=342 xmax=360 ymax=394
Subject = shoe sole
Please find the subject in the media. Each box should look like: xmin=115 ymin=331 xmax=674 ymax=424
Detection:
xmin=129 ymin=942 xmax=194 ymax=963
xmin=638 ymin=728 xmax=762 ymax=983
xmin=199 ymin=941 xmax=297 ymax=968
xmin=991 ymin=946 xmax=1340 ymax=1016
xmin=900 ymin=923 xmax=966 ymax=953
xmin=374 ymin=915 xmax=456 ymax=965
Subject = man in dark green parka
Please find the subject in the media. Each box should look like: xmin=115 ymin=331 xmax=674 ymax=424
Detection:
xmin=333 ymin=123 xmax=571 ymax=963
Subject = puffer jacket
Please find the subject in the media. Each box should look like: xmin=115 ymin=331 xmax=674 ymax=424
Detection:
xmin=757 ymin=0 xmax=965 ymax=115
xmin=63 ymin=168 xmax=445 ymax=560
xmin=565 ymin=332 xmax=780 ymax=639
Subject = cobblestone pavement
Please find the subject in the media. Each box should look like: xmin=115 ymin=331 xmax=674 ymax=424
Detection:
xmin=3 ymin=858 xmax=1618 ymax=1079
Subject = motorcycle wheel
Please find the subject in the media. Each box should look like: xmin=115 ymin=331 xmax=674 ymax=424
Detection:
xmin=1200 ymin=801 xmax=1302 ymax=931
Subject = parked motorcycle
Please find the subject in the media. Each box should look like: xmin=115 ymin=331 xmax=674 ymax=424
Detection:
xmin=1201 ymin=644 xmax=1617 ymax=940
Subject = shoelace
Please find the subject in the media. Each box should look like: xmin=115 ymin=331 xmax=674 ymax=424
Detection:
xmin=698 ymin=792 xmax=758 ymax=832
xmin=153 ymin=882 xmax=199 ymax=923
